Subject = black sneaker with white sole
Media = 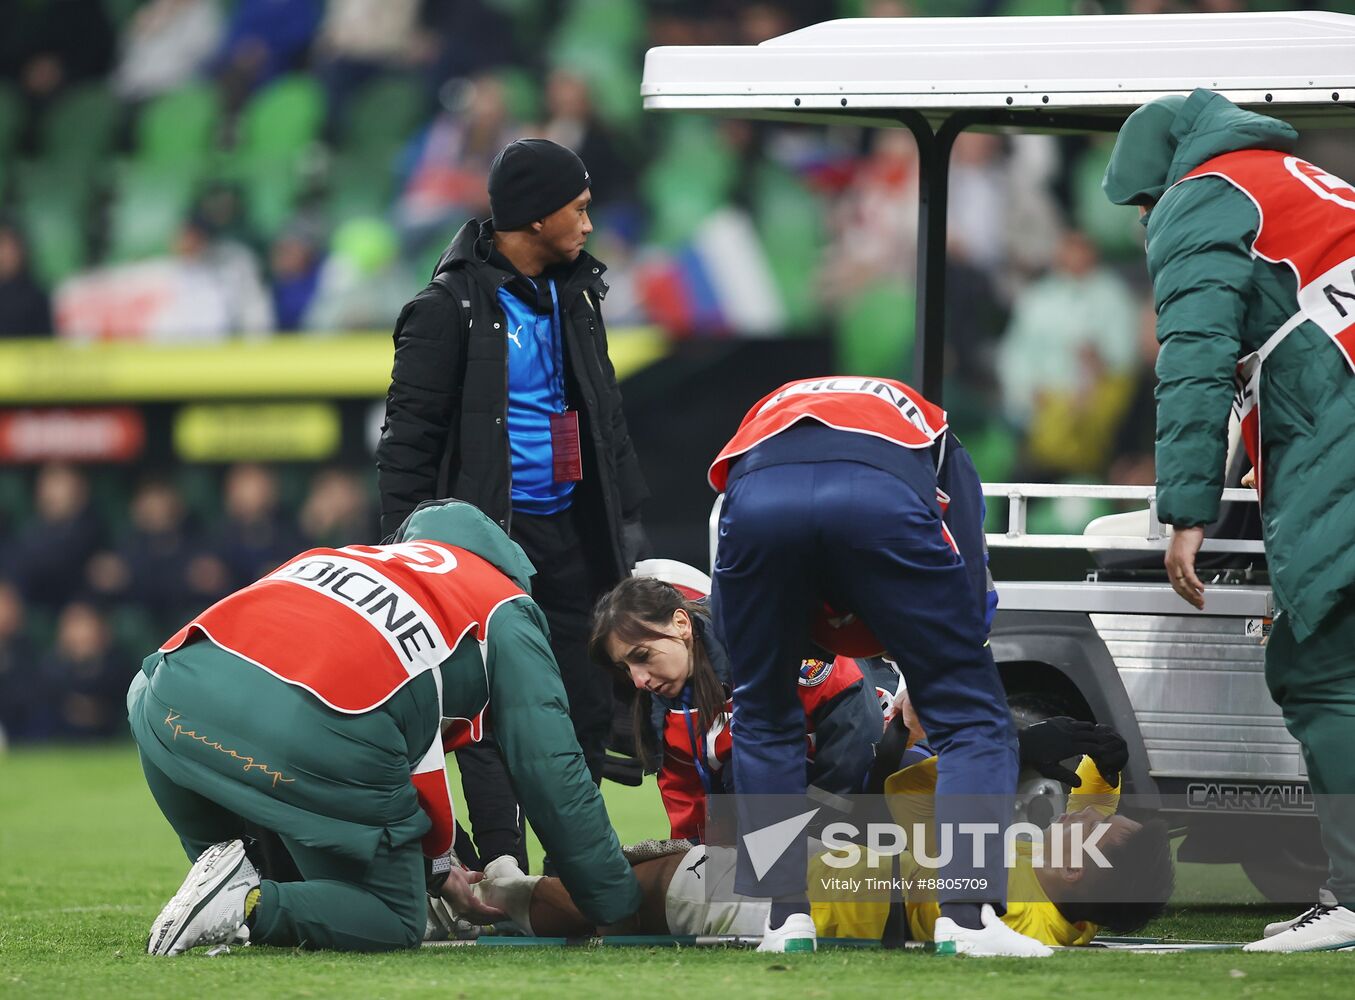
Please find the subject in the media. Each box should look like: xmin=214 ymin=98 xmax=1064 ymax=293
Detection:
xmin=147 ymin=839 xmax=260 ymax=956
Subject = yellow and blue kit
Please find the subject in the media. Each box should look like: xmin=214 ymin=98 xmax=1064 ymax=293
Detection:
xmin=808 ymin=755 xmax=1120 ymax=945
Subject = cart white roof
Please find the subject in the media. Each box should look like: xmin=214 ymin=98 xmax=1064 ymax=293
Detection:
xmin=641 ymin=11 xmax=1355 ymax=129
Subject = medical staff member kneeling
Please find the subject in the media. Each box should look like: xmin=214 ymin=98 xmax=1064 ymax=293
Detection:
xmin=130 ymin=500 xmax=638 ymax=955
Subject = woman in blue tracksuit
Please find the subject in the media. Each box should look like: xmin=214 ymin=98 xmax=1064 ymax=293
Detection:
xmin=589 ymin=567 xmax=884 ymax=845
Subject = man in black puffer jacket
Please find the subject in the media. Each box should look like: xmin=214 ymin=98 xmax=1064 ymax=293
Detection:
xmin=377 ymin=139 xmax=648 ymax=871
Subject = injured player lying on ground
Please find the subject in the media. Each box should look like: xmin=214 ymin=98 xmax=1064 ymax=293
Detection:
xmin=462 ymin=752 xmax=1174 ymax=954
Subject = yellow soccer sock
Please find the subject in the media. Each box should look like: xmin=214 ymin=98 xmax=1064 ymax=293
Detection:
xmin=244 ymin=887 xmax=261 ymax=926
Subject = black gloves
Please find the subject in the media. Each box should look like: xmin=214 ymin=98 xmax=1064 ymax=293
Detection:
xmin=1017 ymin=717 xmax=1128 ymax=788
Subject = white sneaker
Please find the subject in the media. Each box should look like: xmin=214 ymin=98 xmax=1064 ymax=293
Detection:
xmin=932 ymin=904 xmax=1053 ymax=958
xmin=1244 ymin=900 xmax=1355 ymax=953
xmin=148 ymin=840 xmax=259 ymax=956
xmin=757 ymin=911 xmax=817 ymax=953
xmin=1263 ymin=888 xmax=1337 ymax=938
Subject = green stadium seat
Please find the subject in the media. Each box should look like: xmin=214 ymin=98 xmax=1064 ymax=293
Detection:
xmin=104 ymin=161 xmax=197 ymax=263
xmin=39 ymin=83 xmax=119 ymax=167
xmin=995 ymin=0 xmax=1077 ymax=15
xmin=555 ymin=55 xmax=642 ymax=133
xmin=15 ymin=88 xmax=105 ymax=225
xmin=237 ymin=162 xmax=304 ymax=240
xmin=135 ymin=83 xmax=220 ymax=165
xmin=550 ymin=0 xmax=645 ymax=129
xmin=835 ymin=280 xmax=916 ymax=379
xmin=325 ymin=151 xmax=396 ymax=227
xmin=554 ymin=0 xmax=643 ymax=57
xmin=237 ymin=75 xmax=324 ymax=157
xmin=958 ymin=420 xmax=1019 ymax=484
xmin=14 ymin=157 xmax=95 ymax=212
xmin=16 ymin=207 xmax=85 ymax=287
xmin=233 ymin=76 xmax=326 ymax=239
xmin=1072 ymin=138 xmax=1143 ymax=259
xmin=341 ymin=75 xmax=427 ymax=153
xmin=752 ymin=163 xmax=825 ymax=331
xmin=640 ymin=119 xmax=738 ymax=247
xmin=494 ymin=66 xmax=541 ymax=125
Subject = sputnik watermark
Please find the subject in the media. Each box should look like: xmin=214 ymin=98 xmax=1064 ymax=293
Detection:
xmin=817 ymin=821 xmax=1112 ymax=869
xmin=740 ymin=814 xmax=1112 ymax=882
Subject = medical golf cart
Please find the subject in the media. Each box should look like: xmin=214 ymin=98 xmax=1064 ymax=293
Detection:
xmin=642 ymin=10 xmax=1355 ymax=902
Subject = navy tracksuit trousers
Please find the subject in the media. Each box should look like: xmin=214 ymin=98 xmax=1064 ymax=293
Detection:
xmin=711 ymin=424 xmax=1018 ymax=906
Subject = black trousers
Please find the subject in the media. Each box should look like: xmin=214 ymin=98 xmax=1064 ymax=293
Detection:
xmin=455 ymin=503 xmax=615 ymax=868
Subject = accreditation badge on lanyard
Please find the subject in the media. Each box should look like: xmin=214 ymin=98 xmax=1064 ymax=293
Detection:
xmin=547 ymin=281 xmax=583 ymax=483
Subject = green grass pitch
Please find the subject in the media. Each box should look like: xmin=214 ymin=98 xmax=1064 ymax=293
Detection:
xmin=1 ymin=745 xmax=1346 ymax=998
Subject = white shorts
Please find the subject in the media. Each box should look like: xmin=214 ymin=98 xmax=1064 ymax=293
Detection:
xmin=664 ymin=845 xmax=770 ymax=936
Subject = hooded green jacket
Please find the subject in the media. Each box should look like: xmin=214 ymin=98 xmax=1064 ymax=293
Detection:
xmin=130 ymin=500 xmax=640 ymax=926
xmin=1104 ymin=88 xmax=1355 ymax=641
xmin=396 ymin=500 xmax=642 ymax=924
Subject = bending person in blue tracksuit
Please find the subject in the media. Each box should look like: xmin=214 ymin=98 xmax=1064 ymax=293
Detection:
xmin=708 ymin=376 xmax=1046 ymax=957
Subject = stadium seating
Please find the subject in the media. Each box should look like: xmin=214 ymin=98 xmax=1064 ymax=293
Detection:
xmin=1072 ymin=139 xmax=1144 ymax=260
xmin=835 ymin=280 xmax=916 ymax=378
xmin=39 ymin=84 xmax=119 ymax=171
xmin=751 ymin=162 xmax=826 ymax=331
xmin=640 ymin=118 xmax=739 ymax=247
xmin=135 ymin=83 xmax=221 ymax=166
xmin=325 ymin=151 xmax=398 ymax=227
xmin=14 ymin=164 xmax=89 ymax=284
xmin=104 ymin=162 xmax=197 ymax=262
xmin=234 ymin=75 xmax=325 ymax=238
xmin=340 ymin=74 xmax=427 ymax=154
xmin=551 ymin=0 xmax=646 ymax=129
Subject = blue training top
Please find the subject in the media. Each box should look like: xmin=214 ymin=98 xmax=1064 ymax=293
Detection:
xmin=498 ymin=279 xmax=574 ymax=515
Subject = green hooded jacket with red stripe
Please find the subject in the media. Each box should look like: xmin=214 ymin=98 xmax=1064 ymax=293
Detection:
xmin=1104 ymin=88 xmax=1355 ymax=640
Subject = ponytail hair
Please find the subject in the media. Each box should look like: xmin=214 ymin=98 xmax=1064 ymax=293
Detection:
xmin=589 ymin=576 xmax=727 ymax=769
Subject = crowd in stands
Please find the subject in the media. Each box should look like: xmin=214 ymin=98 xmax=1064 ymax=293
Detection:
xmin=1 ymin=1 xmax=1344 ymax=464
xmin=0 ymin=460 xmax=375 ymax=745
xmin=0 ymin=0 xmax=1349 ymax=743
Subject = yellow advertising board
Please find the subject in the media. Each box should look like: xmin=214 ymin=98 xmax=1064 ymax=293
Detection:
xmin=0 ymin=329 xmax=666 ymax=403
xmin=173 ymin=403 xmax=342 ymax=462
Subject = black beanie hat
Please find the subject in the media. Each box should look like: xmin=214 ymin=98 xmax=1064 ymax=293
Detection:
xmin=488 ymin=138 xmax=590 ymax=231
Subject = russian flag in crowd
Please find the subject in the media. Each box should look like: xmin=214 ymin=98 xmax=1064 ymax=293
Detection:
xmin=637 ymin=209 xmax=787 ymax=338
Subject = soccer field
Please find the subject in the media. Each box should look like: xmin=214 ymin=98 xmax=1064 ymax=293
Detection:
xmin=0 ymin=746 xmax=1345 ymax=999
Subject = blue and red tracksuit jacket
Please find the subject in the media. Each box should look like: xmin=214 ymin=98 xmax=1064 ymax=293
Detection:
xmin=647 ymin=612 xmax=883 ymax=842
